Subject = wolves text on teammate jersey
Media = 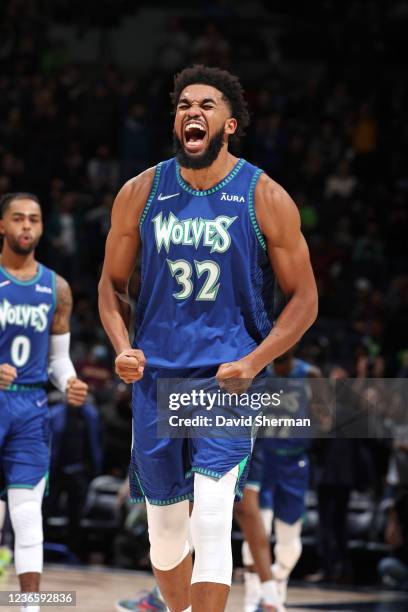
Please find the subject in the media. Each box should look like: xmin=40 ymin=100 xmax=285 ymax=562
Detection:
xmin=0 ymin=299 xmax=51 ymax=332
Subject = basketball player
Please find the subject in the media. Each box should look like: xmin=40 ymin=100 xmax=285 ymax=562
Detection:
xmin=99 ymin=65 xmax=318 ymax=612
xmin=0 ymin=193 xmax=88 ymax=612
xmin=239 ymin=349 xmax=320 ymax=611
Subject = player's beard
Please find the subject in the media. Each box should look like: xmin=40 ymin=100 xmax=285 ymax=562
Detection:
xmin=173 ymin=126 xmax=225 ymax=170
xmin=6 ymin=235 xmax=40 ymax=256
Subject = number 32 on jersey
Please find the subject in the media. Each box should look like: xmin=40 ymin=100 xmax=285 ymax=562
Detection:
xmin=167 ymin=259 xmax=220 ymax=301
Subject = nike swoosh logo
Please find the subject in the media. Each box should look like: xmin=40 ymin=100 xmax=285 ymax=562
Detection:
xmin=36 ymin=398 xmax=48 ymax=407
xmin=158 ymin=192 xmax=180 ymax=201
xmin=0 ymin=280 xmax=11 ymax=288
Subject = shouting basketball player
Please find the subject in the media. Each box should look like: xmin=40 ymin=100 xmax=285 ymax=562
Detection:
xmin=99 ymin=65 xmax=318 ymax=612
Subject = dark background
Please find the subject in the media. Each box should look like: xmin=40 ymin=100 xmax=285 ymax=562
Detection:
xmin=1 ymin=0 xmax=407 ymax=585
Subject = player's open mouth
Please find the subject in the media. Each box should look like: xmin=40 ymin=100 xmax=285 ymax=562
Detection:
xmin=183 ymin=121 xmax=208 ymax=154
xmin=19 ymin=235 xmax=32 ymax=245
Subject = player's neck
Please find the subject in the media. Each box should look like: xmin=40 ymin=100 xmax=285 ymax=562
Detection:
xmin=0 ymin=245 xmax=38 ymax=278
xmin=179 ymin=149 xmax=239 ymax=191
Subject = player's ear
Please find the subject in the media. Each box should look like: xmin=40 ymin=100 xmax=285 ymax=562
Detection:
xmin=0 ymin=220 xmax=4 ymax=235
xmin=225 ymin=118 xmax=237 ymax=135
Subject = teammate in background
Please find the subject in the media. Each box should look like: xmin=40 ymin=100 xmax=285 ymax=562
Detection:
xmin=0 ymin=193 xmax=88 ymax=612
xmin=237 ymin=349 xmax=320 ymax=611
xmin=99 ymin=65 xmax=317 ymax=612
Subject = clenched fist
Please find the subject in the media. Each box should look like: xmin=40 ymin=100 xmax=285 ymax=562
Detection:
xmin=66 ymin=376 xmax=88 ymax=406
xmin=215 ymin=359 xmax=256 ymax=394
xmin=115 ymin=348 xmax=146 ymax=384
xmin=0 ymin=363 xmax=17 ymax=389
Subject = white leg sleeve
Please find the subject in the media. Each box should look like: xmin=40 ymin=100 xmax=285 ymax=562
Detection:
xmin=242 ymin=508 xmax=273 ymax=567
xmin=261 ymin=508 xmax=274 ymax=535
xmin=191 ymin=466 xmax=238 ymax=586
xmin=8 ymin=478 xmax=46 ymax=575
xmin=273 ymin=518 xmax=302 ymax=580
xmin=146 ymin=499 xmax=190 ymax=571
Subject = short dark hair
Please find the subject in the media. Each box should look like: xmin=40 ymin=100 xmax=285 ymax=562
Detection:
xmin=171 ymin=65 xmax=250 ymax=147
xmin=0 ymin=192 xmax=41 ymax=218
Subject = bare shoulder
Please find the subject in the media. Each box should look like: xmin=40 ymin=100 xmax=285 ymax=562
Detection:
xmin=112 ymin=166 xmax=157 ymax=227
xmin=254 ymin=172 xmax=301 ymax=246
xmin=51 ymin=274 xmax=73 ymax=334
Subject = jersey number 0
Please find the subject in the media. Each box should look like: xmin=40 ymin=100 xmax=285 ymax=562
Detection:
xmin=11 ymin=335 xmax=31 ymax=367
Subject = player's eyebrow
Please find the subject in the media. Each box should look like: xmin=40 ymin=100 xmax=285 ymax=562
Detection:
xmin=178 ymin=96 xmax=217 ymax=106
xmin=11 ymin=211 xmax=40 ymax=218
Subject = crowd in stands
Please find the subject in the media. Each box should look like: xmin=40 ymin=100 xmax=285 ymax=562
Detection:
xmin=0 ymin=0 xmax=407 ymax=587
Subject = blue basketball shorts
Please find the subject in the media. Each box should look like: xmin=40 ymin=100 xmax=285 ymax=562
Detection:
xmin=245 ymin=438 xmax=265 ymax=491
xmin=260 ymin=447 xmax=309 ymax=524
xmin=0 ymin=388 xmax=50 ymax=496
xmin=129 ymin=366 xmax=256 ymax=506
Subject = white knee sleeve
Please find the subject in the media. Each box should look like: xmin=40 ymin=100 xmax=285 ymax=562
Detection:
xmin=242 ymin=508 xmax=273 ymax=567
xmin=8 ymin=478 xmax=45 ymax=575
xmin=273 ymin=518 xmax=302 ymax=580
xmin=146 ymin=499 xmax=190 ymax=571
xmin=191 ymin=466 xmax=238 ymax=586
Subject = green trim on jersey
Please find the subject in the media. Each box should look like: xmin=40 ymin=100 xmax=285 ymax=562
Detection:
xmin=140 ymin=163 xmax=163 ymax=229
xmin=3 ymin=382 xmax=45 ymax=392
xmin=0 ymin=263 xmax=43 ymax=286
xmin=248 ymin=169 xmax=266 ymax=250
xmin=131 ymin=492 xmax=194 ymax=506
xmin=176 ymin=158 xmax=245 ymax=196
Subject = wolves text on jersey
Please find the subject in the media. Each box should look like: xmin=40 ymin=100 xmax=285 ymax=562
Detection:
xmin=0 ymin=299 xmax=51 ymax=332
xmin=152 ymin=212 xmax=237 ymax=254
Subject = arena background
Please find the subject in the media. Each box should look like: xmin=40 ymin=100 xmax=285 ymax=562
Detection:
xmin=0 ymin=0 xmax=407 ymax=609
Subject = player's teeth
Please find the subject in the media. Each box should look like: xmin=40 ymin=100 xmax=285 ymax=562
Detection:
xmin=186 ymin=123 xmax=205 ymax=131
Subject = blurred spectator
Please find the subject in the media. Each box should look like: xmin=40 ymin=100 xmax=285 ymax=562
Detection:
xmin=101 ymin=383 xmax=132 ymax=478
xmin=352 ymin=102 xmax=378 ymax=178
xmin=325 ymin=159 xmax=357 ymax=200
xmin=47 ymin=192 xmax=79 ymax=283
xmin=120 ymin=104 xmax=150 ymax=181
xmin=312 ymin=367 xmax=374 ymax=583
xmin=76 ymin=344 xmax=113 ymax=402
xmin=352 ymin=223 xmax=385 ymax=284
xmin=378 ymin=422 xmax=408 ymax=590
xmin=156 ymin=17 xmax=190 ymax=73
xmin=47 ymin=400 xmax=103 ymax=559
xmin=191 ymin=22 xmax=230 ymax=68
xmin=87 ymin=144 xmax=119 ymax=193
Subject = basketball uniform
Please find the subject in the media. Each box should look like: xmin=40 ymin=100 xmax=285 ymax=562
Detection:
xmin=248 ymin=359 xmax=312 ymax=524
xmin=129 ymin=157 xmax=275 ymax=505
xmin=0 ymin=263 xmax=56 ymax=495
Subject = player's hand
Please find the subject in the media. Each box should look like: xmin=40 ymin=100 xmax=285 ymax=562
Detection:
xmin=216 ymin=359 xmax=256 ymax=394
xmin=0 ymin=363 xmax=17 ymax=389
xmin=115 ymin=349 xmax=146 ymax=384
xmin=66 ymin=376 xmax=88 ymax=406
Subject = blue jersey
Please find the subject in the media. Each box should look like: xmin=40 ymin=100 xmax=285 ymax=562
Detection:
xmin=264 ymin=358 xmax=313 ymax=453
xmin=135 ymin=157 xmax=275 ymax=368
xmin=0 ymin=263 xmax=56 ymax=385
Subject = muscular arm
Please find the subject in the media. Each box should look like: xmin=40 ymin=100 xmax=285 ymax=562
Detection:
xmin=51 ymin=275 xmax=73 ymax=334
xmin=245 ymin=174 xmax=318 ymax=374
xmin=98 ymin=167 xmax=155 ymax=356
